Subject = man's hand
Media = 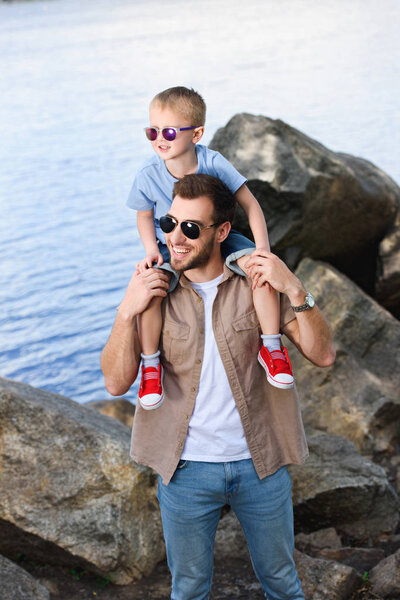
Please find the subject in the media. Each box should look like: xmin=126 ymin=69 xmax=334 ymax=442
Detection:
xmin=245 ymin=249 xmax=305 ymax=304
xmin=136 ymin=252 xmax=164 ymax=273
xmin=118 ymin=268 xmax=169 ymax=321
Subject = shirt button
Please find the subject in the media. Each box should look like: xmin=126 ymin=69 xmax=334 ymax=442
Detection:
xmin=199 ymin=328 xmax=204 ymax=334
xmin=195 ymin=359 xmax=201 ymax=364
xmin=191 ymin=386 xmax=196 ymax=392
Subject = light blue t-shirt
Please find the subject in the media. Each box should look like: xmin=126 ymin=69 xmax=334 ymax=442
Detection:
xmin=126 ymin=144 xmax=247 ymax=244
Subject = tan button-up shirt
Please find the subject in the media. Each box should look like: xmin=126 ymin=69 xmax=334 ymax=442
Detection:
xmin=130 ymin=265 xmax=309 ymax=484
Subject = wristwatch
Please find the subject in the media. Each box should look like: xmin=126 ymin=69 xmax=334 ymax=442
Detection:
xmin=291 ymin=292 xmax=315 ymax=312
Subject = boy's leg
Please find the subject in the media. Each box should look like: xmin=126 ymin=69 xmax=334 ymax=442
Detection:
xmin=236 ymin=255 xmax=294 ymax=389
xmin=230 ymin=461 xmax=304 ymax=600
xmin=136 ymin=248 xmax=177 ymax=410
xmin=137 ymin=296 xmax=165 ymax=410
xmin=157 ymin=461 xmax=225 ymax=600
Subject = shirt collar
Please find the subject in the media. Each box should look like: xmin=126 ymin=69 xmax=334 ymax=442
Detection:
xmin=178 ymin=263 xmax=235 ymax=290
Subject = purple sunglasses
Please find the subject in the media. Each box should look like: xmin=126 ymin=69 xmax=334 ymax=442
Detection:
xmin=144 ymin=126 xmax=198 ymax=142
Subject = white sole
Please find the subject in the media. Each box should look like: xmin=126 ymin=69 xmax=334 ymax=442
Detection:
xmin=140 ymin=393 xmax=165 ymax=410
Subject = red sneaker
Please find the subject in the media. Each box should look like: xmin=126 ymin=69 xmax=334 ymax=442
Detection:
xmin=258 ymin=346 xmax=294 ymax=389
xmin=138 ymin=364 xmax=165 ymax=410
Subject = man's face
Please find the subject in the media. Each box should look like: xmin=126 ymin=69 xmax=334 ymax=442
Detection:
xmin=165 ymin=195 xmax=219 ymax=272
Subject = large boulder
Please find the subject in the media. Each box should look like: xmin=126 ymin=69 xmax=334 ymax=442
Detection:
xmin=0 ymin=554 xmax=50 ymax=600
xmin=287 ymin=258 xmax=400 ymax=455
xmin=210 ymin=113 xmax=400 ymax=294
xmin=376 ymin=208 xmax=400 ymax=318
xmin=289 ymin=430 xmax=399 ymax=540
xmin=370 ymin=549 xmax=400 ymax=598
xmin=0 ymin=377 xmax=164 ymax=584
xmin=294 ymin=550 xmax=361 ymax=600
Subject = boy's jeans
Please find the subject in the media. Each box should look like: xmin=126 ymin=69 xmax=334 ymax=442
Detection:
xmin=157 ymin=459 xmax=305 ymax=600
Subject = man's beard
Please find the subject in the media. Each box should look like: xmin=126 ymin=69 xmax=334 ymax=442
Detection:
xmin=169 ymin=233 xmax=216 ymax=273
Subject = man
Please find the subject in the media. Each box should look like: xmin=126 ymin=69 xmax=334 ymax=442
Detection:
xmin=101 ymin=174 xmax=335 ymax=600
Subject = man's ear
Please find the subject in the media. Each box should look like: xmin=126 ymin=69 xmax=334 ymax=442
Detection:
xmin=192 ymin=126 xmax=204 ymax=143
xmin=216 ymin=221 xmax=231 ymax=244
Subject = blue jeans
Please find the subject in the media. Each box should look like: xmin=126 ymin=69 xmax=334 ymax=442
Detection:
xmin=157 ymin=460 xmax=304 ymax=600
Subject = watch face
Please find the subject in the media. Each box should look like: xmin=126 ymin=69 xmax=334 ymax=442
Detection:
xmin=307 ymin=293 xmax=315 ymax=308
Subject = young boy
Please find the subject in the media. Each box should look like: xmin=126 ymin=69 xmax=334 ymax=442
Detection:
xmin=127 ymin=86 xmax=294 ymax=410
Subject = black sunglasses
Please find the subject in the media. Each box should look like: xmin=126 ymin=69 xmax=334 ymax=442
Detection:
xmin=159 ymin=215 xmax=220 ymax=240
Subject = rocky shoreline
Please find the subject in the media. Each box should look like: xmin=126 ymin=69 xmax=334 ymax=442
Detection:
xmin=1 ymin=114 xmax=400 ymax=599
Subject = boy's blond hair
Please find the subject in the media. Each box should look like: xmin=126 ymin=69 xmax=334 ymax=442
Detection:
xmin=151 ymin=86 xmax=206 ymax=126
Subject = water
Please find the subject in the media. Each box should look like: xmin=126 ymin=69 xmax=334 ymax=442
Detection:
xmin=1 ymin=0 xmax=399 ymax=403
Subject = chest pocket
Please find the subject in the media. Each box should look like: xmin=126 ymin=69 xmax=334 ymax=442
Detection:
xmin=232 ymin=310 xmax=260 ymax=357
xmin=161 ymin=320 xmax=190 ymax=365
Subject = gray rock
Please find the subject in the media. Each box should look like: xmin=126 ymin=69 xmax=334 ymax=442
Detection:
xmin=287 ymin=258 xmax=400 ymax=455
xmin=317 ymin=547 xmax=385 ymax=573
xmin=210 ymin=113 xmax=400 ymax=294
xmin=84 ymin=398 xmax=136 ymax=428
xmin=0 ymin=554 xmax=50 ymax=600
xmin=0 ymin=377 xmax=164 ymax=584
xmin=289 ymin=430 xmax=399 ymax=540
xmin=370 ymin=548 xmax=400 ymax=598
xmin=376 ymin=532 xmax=400 ymax=556
xmin=295 ymin=528 xmax=342 ymax=553
xmin=214 ymin=510 xmax=248 ymax=561
xmin=376 ymin=209 xmax=400 ymax=318
xmin=294 ymin=549 xmax=361 ymax=600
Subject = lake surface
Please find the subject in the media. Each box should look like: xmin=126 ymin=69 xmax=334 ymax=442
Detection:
xmin=1 ymin=0 xmax=399 ymax=403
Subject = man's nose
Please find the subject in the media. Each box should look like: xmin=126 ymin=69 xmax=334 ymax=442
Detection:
xmin=169 ymin=223 xmax=186 ymax=245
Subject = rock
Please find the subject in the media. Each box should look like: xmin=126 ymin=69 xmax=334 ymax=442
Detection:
xmin=0 ymin=377 xmax=164 ymax=585
xmin=0 ymin=554 xmax=50 ymax=600
xmin=376 ymin=209 xmax=400 ymax=318
xmin=287 ymin=258 xmax=400 ymax=455
xmin=214 ymin=510 xmax=248 ymax=561
xmin=375 ymin=533 xmax=400 ymax=556
xmin=370 ymin=548 xmax=400 ymax=598
xmin=210 ymin=113 xmax=400 ymax=294
xmin=289 ymin=430 xmax=399 ymax=540
xmin=318 ymin=547 xmax=385 ymax=573
xmin=84 ymin=398 xmax=135 ymax=428
xmin=294 ymin=549 xmax=361 ymax=600
xmin=295 ymin=528 xmax=342 ymax=553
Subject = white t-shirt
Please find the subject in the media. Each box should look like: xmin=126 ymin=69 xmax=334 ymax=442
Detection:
xmin=181 ymin=274 xmax=251 ymax=462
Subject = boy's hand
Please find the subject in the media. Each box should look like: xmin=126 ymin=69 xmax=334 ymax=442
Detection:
xmin=136 ymin=252 xmax=164 ymax=273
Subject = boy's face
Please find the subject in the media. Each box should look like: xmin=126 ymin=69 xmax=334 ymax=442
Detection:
xmin=148 ymin=103 xmax=203 ymax=162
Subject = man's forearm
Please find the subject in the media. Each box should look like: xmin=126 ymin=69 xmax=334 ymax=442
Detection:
xmin=100 ymin=268 xmax=169 ymax=396
xmin=244 ymin=249 xmax=336 ymax=367
xmin=101 ymin=309 xmax=141 ymax=396
xmin=283 ymin=304 xmax=335 ymax=368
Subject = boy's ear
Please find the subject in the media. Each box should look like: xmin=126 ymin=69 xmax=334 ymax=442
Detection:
xmin=192 ymin=126 xmax=204 ymax=143
xmin=216 ymin=221 xmax=231 ymax=244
